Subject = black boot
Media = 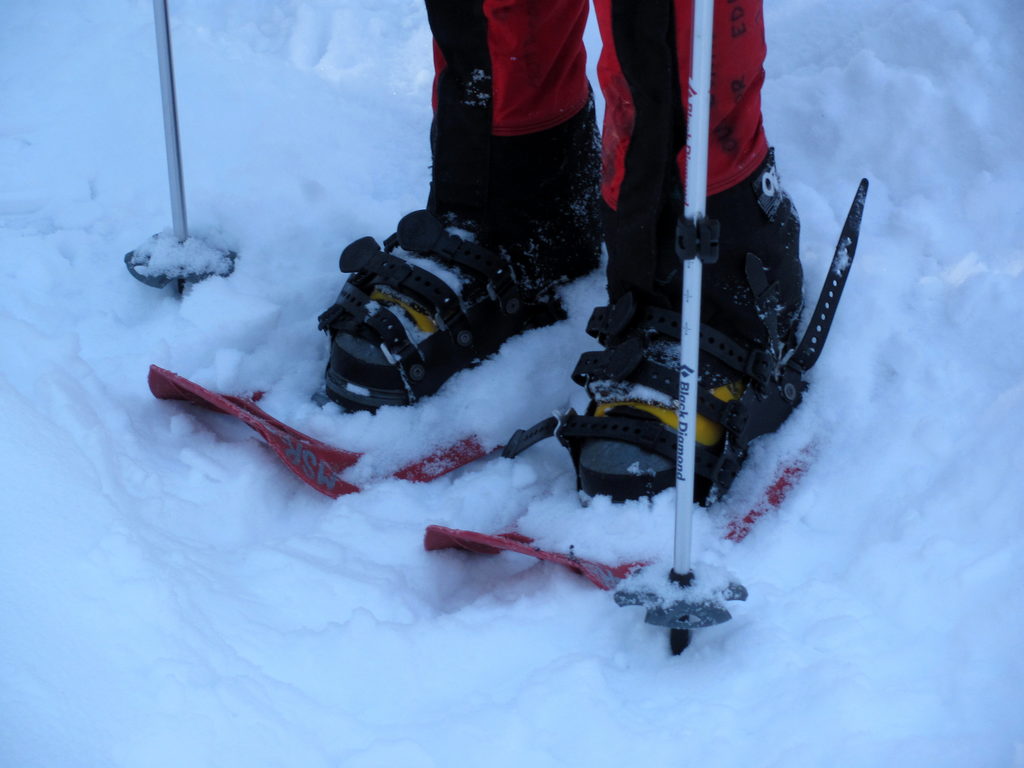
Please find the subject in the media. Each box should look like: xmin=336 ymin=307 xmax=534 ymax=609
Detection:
xmin=319 ymin=101 xmax=602 ymax=411
xmin=576 ymin=152 xmax=803 ymax=502
xmin=502 ymin=152 xmax=805 ymax=504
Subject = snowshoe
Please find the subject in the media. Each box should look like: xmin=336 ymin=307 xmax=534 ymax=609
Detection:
xmin=504 ymin=163 xmax=867 ymax=505
xmin=504 ymin=272 xmax=804 ymax=505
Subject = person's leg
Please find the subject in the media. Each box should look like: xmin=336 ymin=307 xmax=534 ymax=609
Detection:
xmin=571 ymin=0 xmax=803 ymax=502
xmin=321 ymin=0 xmax=600 ymax=411
xmin=597 ymin=0 xmax=795 ymax=314
xmin=427 ymin=0 xmax=600 ymax=289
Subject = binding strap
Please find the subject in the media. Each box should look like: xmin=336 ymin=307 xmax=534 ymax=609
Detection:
xmin=502 ymin=181 xmax=870 ymax=500
xmin=336 ymin=236 xmax=477 ymax=348
xmin=504 ymin=286 xmax=804 ymax=497
xmin=319 ymin=211 xmax=561 ymax=406
xmin=502 ymin=410 xmax=746 ymax=489
xmin=393 ymin=210 xmax=522 ymax=316
xmin=583 ymin=293 xmax=775 ymax=386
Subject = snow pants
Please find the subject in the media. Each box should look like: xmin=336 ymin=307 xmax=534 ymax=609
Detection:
xmin=425 ymin=0 xmax=791 ymax=321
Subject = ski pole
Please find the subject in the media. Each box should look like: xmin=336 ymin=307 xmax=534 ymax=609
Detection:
xmin=152 ymin=0 xmax=188 ymax=242
xmin=124 ymin=0 xmax=237 ymax=291
xmin=612 ymin=0 xmax=868 ymax=655
xmin=614 ymin=0 xmax=747 ymax=654
xmin=659 ymin=0 xmax=728 ymax=655
xmin=674 ymin=0 xmax=716 ymax=583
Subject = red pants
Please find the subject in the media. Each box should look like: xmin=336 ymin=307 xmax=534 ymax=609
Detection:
xmin=430 ymin=0 xmax=767 ymax=202
xmin=426 ymin=0 xmax=771 ymax=304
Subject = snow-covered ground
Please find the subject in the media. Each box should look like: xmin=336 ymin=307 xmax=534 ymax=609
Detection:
xmin=3 ymin=1 xmax=1023 ymax=765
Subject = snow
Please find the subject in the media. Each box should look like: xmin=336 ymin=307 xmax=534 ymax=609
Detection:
xmin=126 ymin=231 xmax=236 ymax=284
xmin=2 ymin=0 xmax=1023 ymax=765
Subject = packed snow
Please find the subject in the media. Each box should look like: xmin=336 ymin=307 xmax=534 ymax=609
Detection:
xmin=2 ymin=0 xmax=1023 ymax=765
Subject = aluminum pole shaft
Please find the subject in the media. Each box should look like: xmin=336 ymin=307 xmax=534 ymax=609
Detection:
xmin=153 ymin=0 xmax=188 ymax=241
xmin=673 ymin=0 xmax=715 ymax=575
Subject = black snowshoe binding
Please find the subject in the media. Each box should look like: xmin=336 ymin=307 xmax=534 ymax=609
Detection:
xmin=318 ymin=210 xmax=571 ymax=411
xmin=504 ymin=166 xmax=868 ymax=505
xmin=319 ymin=96 xmax=602 ymax=412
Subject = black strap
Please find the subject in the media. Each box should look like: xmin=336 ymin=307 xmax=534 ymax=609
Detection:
xmin=395 ymin=210 xmax=522 ymax=316
xmin=337 ymin=243 xmax=479 ymax=350
xmin=502 ymin=416 xmax=558 ymax=459
xmin=317 ymin=298 xmax=347 ymax=333
xmin=790 ymin=179 xmax=868 ymax=372
xmin=697 ymin=389 xmax=749 ymax=437
xmin=585 ymin=295 xmax=682 ymax=344
xmin=572 ymin=328 xmax=771 ymax=395
xmin=699 ymin=325 xmax=774 ymax=385
xmin=365 ymin=307 xmax=421 ymax=367
xmin=554 ymin=411 xmax=677 ymax=461
xmin=583 ymin=295 xmax=772 ymax=386
xmin=318 ymin=283 xmax=373 ymax=332
xmin=572 ymin=346 xmax=676 ymax=395
xmin=504 ymin=409 xmax=744 ymax=490
xmin=357 ymin=251 xmax=461 ymax=319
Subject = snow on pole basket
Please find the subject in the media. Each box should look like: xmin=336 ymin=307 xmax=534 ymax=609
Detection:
xmin=125 ymin=0 xmax=237 ymax=293
xmin=125 ymin=234 xmax=237 ymax=291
